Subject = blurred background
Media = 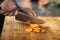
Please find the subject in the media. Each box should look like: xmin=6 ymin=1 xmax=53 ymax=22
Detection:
xmin=16 ymin=0 xmax=60 ymax=17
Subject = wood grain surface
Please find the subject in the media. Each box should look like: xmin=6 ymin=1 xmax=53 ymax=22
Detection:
xmin=1 ymin=16 xmax=60 ymax=40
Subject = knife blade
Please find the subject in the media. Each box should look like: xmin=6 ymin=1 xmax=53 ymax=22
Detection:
xmin=15 ymin=12 xmax=45 ymax=24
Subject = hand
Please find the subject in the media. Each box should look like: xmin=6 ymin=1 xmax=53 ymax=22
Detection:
xmin=0 ymin=0 xmax=18 ymax=16
xmin=24 ymin=8 xmax=37 ymax=17
xmin=25 ymin=8 xmax=37 ymax=24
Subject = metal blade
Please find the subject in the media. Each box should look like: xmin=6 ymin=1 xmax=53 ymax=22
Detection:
xmin=15 ymin=12 xmax=45 ymax=24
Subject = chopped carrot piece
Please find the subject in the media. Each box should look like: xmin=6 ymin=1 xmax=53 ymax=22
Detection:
xmin=33 ymin=28 xmax=41 ymax=30
xmin=25 ymin=28 xmax=32 ymax=33
xmin=41 ymin=29 xmax=46 ymax=33
xmin=33 ymin=29 xmax=40 ymax=32
xmin=33 ymin=28 xmax=41 ymax=32
xmin=30 ymin=24 xmax=39 ymax=28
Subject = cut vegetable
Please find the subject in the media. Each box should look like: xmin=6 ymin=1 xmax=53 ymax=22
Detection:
xmin=41 ymin=29 xmax=46 ymax=33
xmin=33 ymin=30 xmax=40 ymax=32
xmin=25 ymin=28 xmax=32 ymax=33
xmin=33 ymin=28 xmax=41 ymax=30
xmin=30 ymin=24 xmax=39 ymax=28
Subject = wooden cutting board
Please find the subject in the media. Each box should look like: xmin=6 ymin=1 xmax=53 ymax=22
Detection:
xmin=1 ymin=16 xmax=60 ymax=40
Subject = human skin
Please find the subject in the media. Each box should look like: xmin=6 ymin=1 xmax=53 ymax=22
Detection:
xmin=19 ymin=0 xmax=37 ymax=17
xmin=0 ymin=0 xmax=37 ymax=17
xmin=0 ymin=0 xmax=18 ymax=16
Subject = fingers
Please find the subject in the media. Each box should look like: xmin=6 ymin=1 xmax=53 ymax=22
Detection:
xmin=3 ymin=11 xmax=9 ymax=15
xmin=25 ymin=9 xmax=34 ymax=16
xmin=0 ymin=0 xmax=18 ymax=13
xmin=25 ymin=8 xmax=37 ymax=17
xmin=29 ymin=9 xmax=37 ymax=17
xmin=4 ymin=9 xmax=18 ymax=16
xmin=14 ymin=9 xmax=18 ymax=16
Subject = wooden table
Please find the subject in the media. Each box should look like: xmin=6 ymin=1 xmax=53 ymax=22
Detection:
xmin=1 ymin=16 xmax=60 ymax=40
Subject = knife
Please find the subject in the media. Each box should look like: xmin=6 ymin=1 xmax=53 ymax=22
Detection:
xmin=15 ymin=0 xmax=45 ymax=24
xmin=15 ymin=12 xmax=45 ymax=24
